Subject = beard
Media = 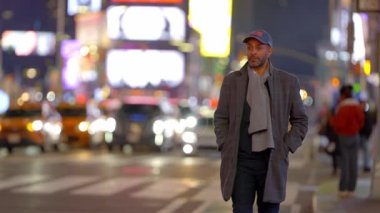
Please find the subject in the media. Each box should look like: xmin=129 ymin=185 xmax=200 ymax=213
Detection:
xmin=248 ymin=56 xmax=267 ymax=69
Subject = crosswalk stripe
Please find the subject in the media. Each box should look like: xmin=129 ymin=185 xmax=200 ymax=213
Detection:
xmin=192 ymin=181 xmax=220 ymax=201
xmin=12 ymin=175 xmax=98 ymax=194
xmin=0 ymin=175 xmax=47 ymax=190
xmin=191 ymin=181 xmax=225 ymax=213
xmin=132 ymin=178 xmax=201 ymax=200
xmin=192 ymin=201 xmax=213 ymax=213
xmin=157 ymin=198 xmax=187 ymax=213
xmin=71 ymin=177 xmax=150 ymax=196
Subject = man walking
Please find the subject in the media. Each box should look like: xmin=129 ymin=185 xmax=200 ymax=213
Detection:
xmin=214 ymin=29 xmax=308 ymax=213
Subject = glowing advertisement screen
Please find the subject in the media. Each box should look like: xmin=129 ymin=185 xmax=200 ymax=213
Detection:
xmin=106 ymin=49 xmax=185 ymax=88
xmin=67 ymin=0 xmax=102 ymax=16
xmin=0 ymin=89 xmax=10 ymax=114
xmin=60 ymin=40 xmax=82 ymax=90
xmin=111 ymin=0 xmax=183 ymax=3
xmin=107 ymin=5 xmax=185 ymax=41
xmin=1 ymin=31 xmax=55 ymax=56
xmin=189 ymin=0 xmax=232 ymax=57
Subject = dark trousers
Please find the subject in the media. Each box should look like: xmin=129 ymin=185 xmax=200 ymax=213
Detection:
xmin=232 ymin=150 xmax=279 ymax=213
xmin=338 ymin=135 xmax=359 ymax=192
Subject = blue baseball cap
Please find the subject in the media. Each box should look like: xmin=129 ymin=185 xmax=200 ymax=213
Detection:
xmin=243 ymin=29 xmax=273 ymax=47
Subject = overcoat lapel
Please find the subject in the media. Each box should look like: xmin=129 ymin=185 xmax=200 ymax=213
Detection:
xmin=235 ymin=64 xmax=249 ymax=123
xmin=266 ymin=64 xmax=275 ymax=115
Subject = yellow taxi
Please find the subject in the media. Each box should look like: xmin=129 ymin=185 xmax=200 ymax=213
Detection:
xmin=0 ymin=102 xmax=62 ymax=153
xmin=57 ymin=102 xmax=112 ymax=148
xmin=57 ymin=103 xmax=90 ymax=147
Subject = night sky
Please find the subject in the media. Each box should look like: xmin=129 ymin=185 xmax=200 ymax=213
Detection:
xmin=0 ymin=0 xmax=57 ymax=32
xmin=0 ymin=0 xmax=75 ymax=83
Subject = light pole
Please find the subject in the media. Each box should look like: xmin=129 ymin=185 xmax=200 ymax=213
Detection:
xmin=56 ymin=0 xmax=66 ymax=67
xmin=53 ymin=0 xmax=66 ymax=98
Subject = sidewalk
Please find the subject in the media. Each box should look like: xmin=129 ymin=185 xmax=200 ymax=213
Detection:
xmin=314 ymin=155 xmax=380 ymax=213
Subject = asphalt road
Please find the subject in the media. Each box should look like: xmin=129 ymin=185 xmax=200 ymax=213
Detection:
xmin=0 ymin=145 xmax=325 ymax=213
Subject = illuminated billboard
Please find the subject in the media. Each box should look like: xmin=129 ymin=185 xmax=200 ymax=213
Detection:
xmin=68 ymin=0 xmax=102 ymax=16
xmin=110 ymin=0 xmax=183 ymax=3
xmin=107 ymin=5 xmax=186 ymax=41
xmin=61 ymin=40 xmax=82 ymax=89
xmin=76 ymin=12 xmax=107 ymax=46
xmin=189 ymin=0 xmax=232 ymax=57
xmin=106 ymin=49 xmax=185 ymax=88
xmin=61 ymin=40 xmax=98 ymax=90
xmin=1 ymin=31 xmax=55 ymax=56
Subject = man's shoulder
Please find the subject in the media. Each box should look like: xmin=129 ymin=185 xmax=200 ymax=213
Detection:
xmin=272 ymin=67 xmax=298 ymax=81
xmin=224 ymin=70 xmax=242 ymax=80
xmin=226 ymin=62 xmax=248 ymax=78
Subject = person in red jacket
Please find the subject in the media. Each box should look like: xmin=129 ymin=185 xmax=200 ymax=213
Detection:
xmin=330 ymin=84 xmax=364 ymax=198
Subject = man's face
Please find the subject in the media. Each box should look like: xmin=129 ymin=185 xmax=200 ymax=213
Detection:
xmin=245 ymin=39 xmax=272 ymax=69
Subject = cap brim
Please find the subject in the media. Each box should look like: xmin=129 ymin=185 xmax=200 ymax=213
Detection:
xmin=243 ymin=36 xmax=267 ymax=45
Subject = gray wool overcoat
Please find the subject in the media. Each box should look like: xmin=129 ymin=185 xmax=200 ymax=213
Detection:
xmin=214 ymin=62 xmax=308 ymax=203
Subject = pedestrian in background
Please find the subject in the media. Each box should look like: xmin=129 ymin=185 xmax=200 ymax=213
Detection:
xmin=214 ymin=29 xmax=308 ymax=213
xmin=359 ymin=99 xmax=374 ymax=173
xmin=330 ymin=85 xmax=364 ymax=198
xmin=319 ymin=108 xmax=340 ymax=176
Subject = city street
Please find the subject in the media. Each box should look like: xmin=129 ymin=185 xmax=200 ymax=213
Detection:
xmin=0 ymin=141 xmax=327 ymax=213
xmin=1 ymin=0 xmax=379 ymax=212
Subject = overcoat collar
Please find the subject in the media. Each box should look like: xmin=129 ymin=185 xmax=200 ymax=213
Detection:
xmin=235 ymin=63 xmax=249 ymax=121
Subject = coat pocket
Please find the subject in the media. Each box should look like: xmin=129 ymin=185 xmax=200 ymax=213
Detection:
xmin=280 ymin=134 xmax=290 ymax=163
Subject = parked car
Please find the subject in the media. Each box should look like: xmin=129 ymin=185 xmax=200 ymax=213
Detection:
xmin=107 ymin=96 xmax=177 ymax=152
xmin=0 ymin=102 xmax=62 ymax=153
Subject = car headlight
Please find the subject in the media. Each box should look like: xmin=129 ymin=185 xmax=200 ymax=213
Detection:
xmin=105 ymin=117 xmax=116 ymax=132
xmin=44 ymin=122 xmax=62 ymax=136
xmin=88 ymin=118 xmax=106 ymax=134
xmin=88 ymin=117 xmax=116 ymax=134
xmin=181 ymin=131 xmax=197 ymax=144
xmin=78 ymin=121 xmax=89 ymax=132
xmin=185 ymin=116 xmax=197 ymax=128
xmin=153 ymin=119 xmax=165 ymax=134
xmin=27 ymin=120 xmax=43 ymax=132
xmin=163 ymin=119 xmax=178 ymax=138
xmin=182 ymin=144 xmax=194 ymax=155
xmin=153 ymin=118 xmax=179 ymax=137
xmin=176 ymin=116 xmax=198 ymax=134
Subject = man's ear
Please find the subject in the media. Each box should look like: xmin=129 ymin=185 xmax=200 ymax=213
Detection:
xmin=268 ymin=47 xmax=273 ymax=57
